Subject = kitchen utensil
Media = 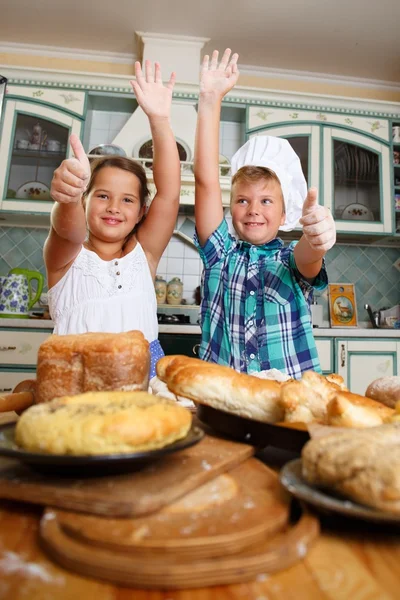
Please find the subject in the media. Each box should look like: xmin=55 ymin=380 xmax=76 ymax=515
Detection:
xmin=15 ymin=139 xmax=29 ymax=150
xmin=0 ymin=422 xmax=203 ymax=476
xmin=15 ymin=181 xmax=50 ymax=200
xmin=0 ymin=268 xmax=44 ymax=319
xmin=40 ymin=459 xmax=319 ymax=588
xmin=341 ymin=202 xmax=374 ymax=221
xmin=280 ymin=459 xmax=400 ymax=524
xmin=88 ymin=144 xmax=127 ymax=157
xmin=46 ymin=139 xmax=61 ymax=152
xmin=197 ymin=404 xmax=309 ymax=453
xmin=0 ymin=432 xmax=253 ymax=516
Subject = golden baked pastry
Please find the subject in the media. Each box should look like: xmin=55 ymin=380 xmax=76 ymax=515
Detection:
xmin=16 ymin=391 xmax=192 ymax=455
xmin=326 ymin=391 xmax=394 ymax=428
xmin=36 ymin=331 xmax=150 ymax=404
xmin=280 ymin=371 xmax=339 ymax=423
xmin=365 ymin=376 xmax=400 ymax=409
xmin=302 ymin=423 xmax=400 ymax=514
xmin=325 ymin=373 xmax=347 ymax=391
xmin=156 ymin=355 xmax=284 ymax=423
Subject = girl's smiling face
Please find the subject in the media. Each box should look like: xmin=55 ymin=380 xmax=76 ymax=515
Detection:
xmin=231 ymin=178 xmax=286 ymax=245
xmin=85 ymin=167 xmax=145 ymax=243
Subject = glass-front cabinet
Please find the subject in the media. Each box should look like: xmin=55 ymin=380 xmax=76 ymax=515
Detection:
xmin=0 ymin=96 xmax=84 ymax=214
xmin=247 ymin=106 xmax=394 ymax=235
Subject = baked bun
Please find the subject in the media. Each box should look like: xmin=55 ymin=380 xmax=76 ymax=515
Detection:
xmin=281 ymin=371 xmax=339 ymax=423
xmin=325 ymin=373 xmax=347 ymax=391
xmin=302 ymin=422 xmax=400 ymax=513
xmin=326 ymin=392 xmax=394 ymax=428
xmin=156 ymin=355 xmax=284 ymax=424
xmin=16 ymin=391 xmax=191 ymax=455
xmin=36 ymin=331 xmax=150 ymax=404
xmin=365 ymin=376 xmax=400 ymax=409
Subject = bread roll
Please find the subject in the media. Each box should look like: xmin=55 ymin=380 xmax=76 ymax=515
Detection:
xmin=326 ymin=392 xmax=394 ymax=428
xmin=36 ymin=331 xmax=150 ymax=404
xmin=365 ymin=376 xmax=400 ymax=409
xmin=156 ymin=355 xmax=284 ymax=424
xmin=302 ymin=423 xmax=400 ymax=513
xmin=325 ymin=373 xmax=347 ymax=391
xmin=281 ymin=371 xmax=339 ymax=423
xmin=16 ymin=391 xmax=191 ymax=455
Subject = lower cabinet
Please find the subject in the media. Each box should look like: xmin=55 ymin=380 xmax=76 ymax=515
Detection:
xmin=314 ymin=338 xmax=334 ymax=374
xmin=336 ymin=339 xmax=400 ymax=395
xmin=0 ymin=368 xmax=37 ymax=393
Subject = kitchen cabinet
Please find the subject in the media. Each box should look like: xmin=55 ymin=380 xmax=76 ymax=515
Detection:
xmin=159 ymin=333 xmax=200 ymax=358
xmin=314 ymin=337 xmax=333 ymax=374
xmin=336 ymin=338 xmax=400 ymax=395
xmin=247 ymin=107 xmax=394 ymax=235
xmin=0 ymin=88 xmax=85 ymax=215
xmin=393 ymin=119 xmax=400 ymax=235
xmin=0 ymin=327 xmax=52 ymax=392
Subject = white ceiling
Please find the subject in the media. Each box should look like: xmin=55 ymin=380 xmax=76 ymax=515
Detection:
xmin=1 ymin=0 xmax=399 ymax=83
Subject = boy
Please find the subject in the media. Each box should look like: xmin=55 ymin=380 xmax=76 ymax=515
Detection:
xmin=194 ymin=49 xmax=336 ymax=378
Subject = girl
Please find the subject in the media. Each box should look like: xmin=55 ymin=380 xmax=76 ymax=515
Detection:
xmin=45 ymin=60 xmax=180 ymax=377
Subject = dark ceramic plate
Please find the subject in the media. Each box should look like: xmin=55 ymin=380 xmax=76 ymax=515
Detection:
xmin=196 ymin=404 xmax=309 ymax=453
xmin=280 ymin=459 xmax=400 ymax=524
xmin=0 ymin=423 xmax=204 ymax=475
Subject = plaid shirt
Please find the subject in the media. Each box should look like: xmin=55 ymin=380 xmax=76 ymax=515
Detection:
xmin=195 ymin=218 xmax=328 ymax=378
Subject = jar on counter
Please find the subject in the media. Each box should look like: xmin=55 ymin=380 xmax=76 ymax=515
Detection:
xmin=154 ymin=276 xmax=167 ymax=305
xmin=167 ymin=277 xmax=183 ymax=306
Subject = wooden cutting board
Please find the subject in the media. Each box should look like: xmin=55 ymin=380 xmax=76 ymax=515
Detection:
xmin=40 ymin=458 xmax=320 ymax=589
xmin=0 ymin=434 xmax=253 ymax=517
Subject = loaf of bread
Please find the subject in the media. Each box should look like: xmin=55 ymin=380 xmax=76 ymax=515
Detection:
xmin=365 ymin=376 xmax=400 ymax=409
xmin=156 ymin=355 xmax=284 ymax=423
xmin=326 ymin=391 xmax=394 ymax=428
xmin=36 ymin=331 xmax=150 ymax=404
xmin=302 ymin=423 xmax=400 ymax=513
xmin=16 ymin=390 xmax=191 ymax=455
xmin=281 ymin=371 xmax=339 ymax=423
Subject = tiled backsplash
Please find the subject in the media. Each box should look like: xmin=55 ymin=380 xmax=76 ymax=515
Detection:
xmin=1 ymin=224 xmax=399 ymax=325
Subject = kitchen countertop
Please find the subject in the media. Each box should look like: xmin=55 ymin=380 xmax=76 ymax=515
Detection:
xmin=0 ymin=319 xmax=399 ymax=337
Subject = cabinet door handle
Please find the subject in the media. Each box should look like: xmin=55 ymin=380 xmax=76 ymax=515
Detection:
xmin=0 ymin=346 xmax=17 ymax=351
xmin=0 ymin=388 xmax=12 ymax=393
xmin=192 ymin=344 xmax=200 ymax=356
xmin=340 ymin=344 xmax=346 ymax=368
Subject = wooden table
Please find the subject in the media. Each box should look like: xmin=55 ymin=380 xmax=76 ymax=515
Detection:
xmin=1 ymin=413 xmax=400 ymax=599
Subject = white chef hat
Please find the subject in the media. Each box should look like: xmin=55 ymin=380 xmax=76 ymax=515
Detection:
xmin=230 ymin=136 xmax=307 ymax=232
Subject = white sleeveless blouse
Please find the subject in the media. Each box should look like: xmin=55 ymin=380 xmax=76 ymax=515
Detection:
xmin=48 ymin=243 xmax=158 ymax=342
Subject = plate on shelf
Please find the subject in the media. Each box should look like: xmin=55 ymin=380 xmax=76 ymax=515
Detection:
xmin=280 ymin=459 xmax=400 ymax=524
xmin=341 ymin=202 xmax=374 ymax=221
xmin=219 ymin=154 xmax=231 ymax=177
xmin=15 ymin=181 xmax=51 ymax=201
xmin=0 ymin=423 xmax=204 ymax=475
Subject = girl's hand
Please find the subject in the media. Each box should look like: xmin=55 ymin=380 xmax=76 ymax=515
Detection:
xmin=300 ymin=188 xmax=336 ymax=253
xmin=200 ymin=48 xmax=239 ymax=99
xmin=130 ymin=61 xmax=176 ymax=120
xmin=51 ymin=135 xmax=90 ymax=204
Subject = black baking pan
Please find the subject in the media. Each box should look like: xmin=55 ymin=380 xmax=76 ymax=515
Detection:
xmin=196 ymin=404 xmax=309 ymax=453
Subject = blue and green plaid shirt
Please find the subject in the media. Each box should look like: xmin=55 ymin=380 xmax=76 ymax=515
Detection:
xmin=195 ymin=218 xmax=328 ymax=378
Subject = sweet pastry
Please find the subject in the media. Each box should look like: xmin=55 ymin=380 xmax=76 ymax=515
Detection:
xmin=15 ymin=390 xmax=192 ymax=455
xmin=156 ymin=355 xmax=284 ymax=423
xmin=365 ymin=376 xmax=400 ymax=409
xmin=280 ymin=371 xmax=339 ymax=423
xmin=36 ymin=331 xmax=150 ymax=403
xmin=302 ymin=423 xmax=400 ymax=513
xmin=326 ymin=391 xmax=394 ymax=428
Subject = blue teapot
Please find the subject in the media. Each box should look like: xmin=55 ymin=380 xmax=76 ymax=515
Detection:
xmin=0 ymin=268 xmax=44 ymax=318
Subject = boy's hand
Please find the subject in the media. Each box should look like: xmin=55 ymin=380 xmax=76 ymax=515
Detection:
xmin=299 ymin=188 xmax=336 ymax=252
xmin=51 ymin=134 xmax=90 ymax=204
xmin=200 ymin=48 xmax=239 ymax=99
xmin=130 ymin=61 xmax=176 ymax=120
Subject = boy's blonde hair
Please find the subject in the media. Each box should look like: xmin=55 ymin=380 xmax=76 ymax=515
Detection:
xmin=230 ymin=166 xmax=285 ymax=209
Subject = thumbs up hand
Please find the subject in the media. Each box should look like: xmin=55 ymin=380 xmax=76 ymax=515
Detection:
xmin=299 ymin=188 xmax=336 ymax=253
xmin=51 ymin=134 xmax=91 ymax=204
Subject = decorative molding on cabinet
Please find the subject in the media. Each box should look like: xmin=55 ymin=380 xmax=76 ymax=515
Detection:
xmin=1 ymin=65 xmax=400 ymax=119
xmin=6 ymin=84 xmax=86 ymax=117
xmin=0 ymin=41 xmax=137 ymax=65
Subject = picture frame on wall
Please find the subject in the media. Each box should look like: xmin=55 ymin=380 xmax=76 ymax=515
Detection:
xmin=328 ymin=283 xmax=358 ymax=328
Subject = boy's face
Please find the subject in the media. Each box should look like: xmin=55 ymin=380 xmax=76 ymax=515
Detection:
xmin=231 ymin=178 xmax=286 ymax=245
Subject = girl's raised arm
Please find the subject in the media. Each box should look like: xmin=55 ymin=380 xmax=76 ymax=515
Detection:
xmin=132 ymin=61 xmax=180 ymax=271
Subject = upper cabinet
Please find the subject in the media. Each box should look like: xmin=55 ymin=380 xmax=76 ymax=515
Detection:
xmin=0 ymin=86 xmax=85 ymax=214
xmin=247 ymin=106 xmax=395 ymax=235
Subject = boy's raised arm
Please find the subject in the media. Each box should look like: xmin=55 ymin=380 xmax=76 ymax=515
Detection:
xmin=194 ymin=49 xmax=239 ymax=246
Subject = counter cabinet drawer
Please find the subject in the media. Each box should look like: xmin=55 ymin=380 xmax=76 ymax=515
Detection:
xmin=0 ymin=369 xmax=36 ymax=393
xmin=0 ymin=331 xmax=52 ymax=366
